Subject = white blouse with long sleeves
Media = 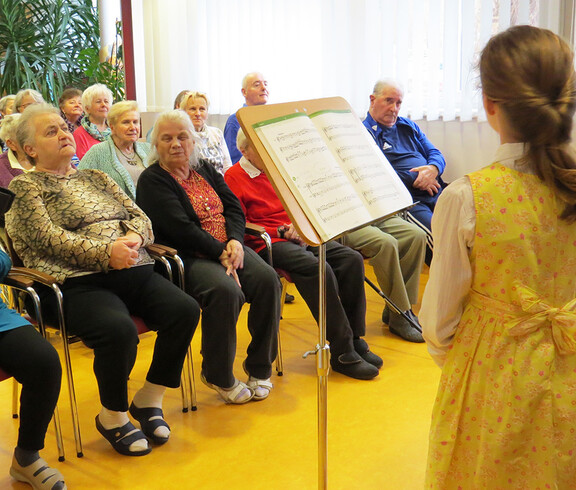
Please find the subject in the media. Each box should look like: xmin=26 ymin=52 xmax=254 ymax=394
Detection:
xmin=196 ymin=125 xmax=233 ymax=175
xmin=420 ymin=142 xmax=528 ymax=367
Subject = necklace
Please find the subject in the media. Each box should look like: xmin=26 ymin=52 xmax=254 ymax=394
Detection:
xmin=114 ymin=142 xmax=138 ymax=166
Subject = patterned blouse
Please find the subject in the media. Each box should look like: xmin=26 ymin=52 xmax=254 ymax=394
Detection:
xmin=6 ymin=169 xmax=154 ymax=282
xmin=173 ymin=170 xmax=228 ymax=243
xmin=195 ymin=125 xmax=233 ymax=175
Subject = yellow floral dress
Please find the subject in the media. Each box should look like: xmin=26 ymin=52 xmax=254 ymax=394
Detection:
xmin=426 ymin=163 xmax=576 ymax=489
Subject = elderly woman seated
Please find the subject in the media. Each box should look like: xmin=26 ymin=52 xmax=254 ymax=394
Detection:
xmin=73 ymin=83 xmax=113 ymax=159
xmin=58 ymin=88 xmax=84 ymax=134
xmin=79 ymin=101 xmax=151 ymax=200
xmin=6 ymin=104 xmax=200 ymax=457
xmin=0 ymin=114 xmax=33 ymax=188
xmin=0 ymin=95 xmax=16 ymax=118
xmin=180 ymin=91 xmax=232 ymax=175
xmin=14 ymin=89 xmax=45 ymax=113
xmin=136 ymin=110 xmax=281 ymax=404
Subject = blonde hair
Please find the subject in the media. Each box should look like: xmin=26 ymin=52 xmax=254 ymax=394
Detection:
xmin=0 ymin=113 xmax=21 ymax=142
xmin=480 ymin=25 xmax=576 ymax=222
xmin=107 ymin=100 xmax=139 ymax=127
xmin=0 ymin=95 xmax=15 ymax=115
xmin=180 ymin=92 xmax=210 ymax=111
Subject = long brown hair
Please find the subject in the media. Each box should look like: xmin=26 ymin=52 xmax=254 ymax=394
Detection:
xmin=480 ymin=25 xmax=576 ymax=222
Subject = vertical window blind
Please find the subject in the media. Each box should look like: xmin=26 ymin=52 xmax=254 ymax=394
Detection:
xmin=132 ymin=0 xmax=545 ymax=121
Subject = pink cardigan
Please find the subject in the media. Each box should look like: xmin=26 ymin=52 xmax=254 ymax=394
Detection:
xmin=73 ymin=126 xmax=101 ymax=160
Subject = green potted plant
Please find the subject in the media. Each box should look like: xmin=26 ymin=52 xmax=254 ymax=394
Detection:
xmin=0 ymin=0 xmax=124 ymax=103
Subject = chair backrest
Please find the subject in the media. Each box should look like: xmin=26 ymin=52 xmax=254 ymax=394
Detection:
xmin=0 ymin=187 xmax=22 ymax=266
xmin=0 ymin=366 xmax=12 ymax=382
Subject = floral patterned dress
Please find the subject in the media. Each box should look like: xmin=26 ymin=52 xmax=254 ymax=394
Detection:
xmin=426 ymin=163 xmax=576 ymax=489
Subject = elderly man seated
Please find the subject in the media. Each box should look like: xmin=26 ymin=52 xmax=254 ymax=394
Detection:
xmin=363 ymin=80 xmax=447 ymax=264
xmin=225 ymin=129 xmax=383 ymax=380
xmin=224 ymin=72 xmax=269 ymax=165
xmin=341 ymin=217 xmax=426 ymax=342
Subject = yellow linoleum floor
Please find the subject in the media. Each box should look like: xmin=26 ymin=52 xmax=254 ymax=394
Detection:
xmin=0 ymin=265 xmax=440 ymax=489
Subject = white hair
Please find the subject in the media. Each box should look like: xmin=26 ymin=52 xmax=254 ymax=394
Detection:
xmin=147 ymin=109 xmax=202 ymax=169
xmin=81 ymin=83 xmax=113 ymax=112
xmin=236 ymin=128 xmax=249 ymax=151
xmin=372 ymin=79 xmax=404 ymax=96
xmin=14 ymin=89 xmax=45 ymax=112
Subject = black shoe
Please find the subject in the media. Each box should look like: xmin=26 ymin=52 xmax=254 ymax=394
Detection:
xmin=353 ymin=338 xmax=383 ymax=369
xmin=284 ymin=292 xmax=295 ymax=304
xmin=389 ymin=310 xmax=424 ymax=343
xmin=330 ymin=351 xmax=379 ymax=380
xmin=381 ymin=307 xmax=390 ymax=325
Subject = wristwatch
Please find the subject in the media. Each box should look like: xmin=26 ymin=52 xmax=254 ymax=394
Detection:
xmin=277 ymin=226 xmax=285 ymax=239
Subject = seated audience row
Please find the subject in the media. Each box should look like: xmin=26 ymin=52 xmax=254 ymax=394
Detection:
xmin=0 ymin=76 xmax=428 ymax=480
xmin=6 ymin=104 xmax=200 ymax=458
xmin=221 ymin=73 xmax=433 ymax=341
xmin=79 ymin=101 xmax=151 ymax=200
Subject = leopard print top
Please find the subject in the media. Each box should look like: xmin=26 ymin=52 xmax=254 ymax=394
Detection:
xmin=6 ymin=169 xmax=154 ymax=282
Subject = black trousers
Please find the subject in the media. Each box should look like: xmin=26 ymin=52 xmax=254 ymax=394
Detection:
xmin=0 ymin=324 xmax=61 ymax=451
xmin=41 ymin=265 xmax=200 ymax=411
xmin=184 ymin=246 xmax=281 ymax=387
xmin=265 ymin=240 xmax=367 ymax=357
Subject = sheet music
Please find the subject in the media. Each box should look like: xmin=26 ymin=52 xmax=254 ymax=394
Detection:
xmin=310 ymin=110 xmax=413 ymax=218
xmin=254 ymin=113 xmax=372 ymax=240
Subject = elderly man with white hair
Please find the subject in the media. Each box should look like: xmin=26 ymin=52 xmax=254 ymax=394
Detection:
xmin=363 ymin=80 xmax=447 ymax=265
xmin=223 ymin=72 xmax=269 ymax=165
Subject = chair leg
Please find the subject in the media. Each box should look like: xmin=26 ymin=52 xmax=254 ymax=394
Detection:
xmin=11 ymin=378 xmax=18 ymax=418
xmin=186 ymin=346 xmax=197 ymax=411
xmin=8 ymin=377 xmax=65 ymax=460
xmin=275 ymin=279 xmax=288 ymax=376
xmin=179 ymin=375 xmax=189 ymax=413
xmin=60 ymin=332 xmax=83 ymax=457
xmin=52 ymin=405 xmax=66 ymax=462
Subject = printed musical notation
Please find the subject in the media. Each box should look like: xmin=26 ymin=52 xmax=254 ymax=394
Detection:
xmin=275 ymin=127 xmax=316 ymax=143
xmin=253 ymin=107 xmax=412 ymax=242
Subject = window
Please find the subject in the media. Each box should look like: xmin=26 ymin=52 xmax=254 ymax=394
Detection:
xmin=132 ymin=0 xmax=550 ymax=121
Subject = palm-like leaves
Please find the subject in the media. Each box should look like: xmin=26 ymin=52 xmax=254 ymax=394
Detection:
xmin=0 ymin=0 xmax=123 ymax=104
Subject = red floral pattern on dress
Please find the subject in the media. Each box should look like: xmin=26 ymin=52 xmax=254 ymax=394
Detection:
xmin=426 ymin=163 xmax=576 ymax=489
xmin=175 ymin=170 xmax=227 ymax=243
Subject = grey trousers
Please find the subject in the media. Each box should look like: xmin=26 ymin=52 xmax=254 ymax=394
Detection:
xmin=184 ymin=246 xmax=281 ymax=387
xmin=341 ymin=215 xmax=426 ymax=312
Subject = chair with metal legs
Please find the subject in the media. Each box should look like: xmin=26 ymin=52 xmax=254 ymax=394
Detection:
xmin=4 ymin=241 xmax=197 ymax=457
xmin=244 ymin=223 xmax=292 ymax=376
xmin=143 ymin=243 xmax=197 ymax=412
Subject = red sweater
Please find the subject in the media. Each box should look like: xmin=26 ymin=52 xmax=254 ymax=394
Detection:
xmin=225 ymin=161 xmax=290 ymax=253
xmin=73 ymin=126 xmax=100 ymax=160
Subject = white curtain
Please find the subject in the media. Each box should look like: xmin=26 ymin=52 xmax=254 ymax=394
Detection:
xmin=131 ymin=0 xmax=554 ymax=122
